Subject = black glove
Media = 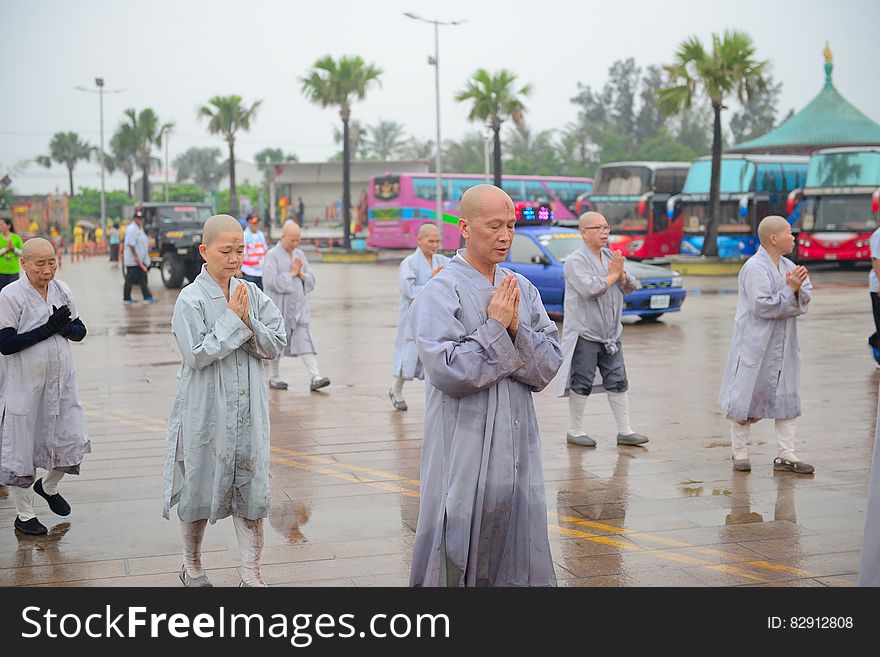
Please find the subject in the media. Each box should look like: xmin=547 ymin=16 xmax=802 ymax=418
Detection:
xmin=44 ymin=305 xmax=71 ymax=336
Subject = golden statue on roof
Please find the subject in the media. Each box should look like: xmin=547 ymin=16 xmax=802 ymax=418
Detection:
xmin=824 ymin=41 xmax=833 ymax=64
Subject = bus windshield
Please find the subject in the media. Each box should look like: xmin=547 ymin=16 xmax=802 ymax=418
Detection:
xmin=806 ymin=152 xmax=880 ymax=187
xmin=680 ymin=201 xmax=745 ymax=234
xmin=807 ymin=195 xmax=877 ymax=231
xmin=590 ymin=200 xmax=648 ymax=232
xmin=682 ymin=159 xmax=755 ymax=194
xmin=592 ymin=166 xmax=650 ymax=195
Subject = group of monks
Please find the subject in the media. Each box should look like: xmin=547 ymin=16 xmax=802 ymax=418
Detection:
xmin=3 ymin=183 xmax=874 ymax=587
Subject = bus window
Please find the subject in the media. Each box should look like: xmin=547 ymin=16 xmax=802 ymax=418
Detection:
xmin=449 ymin=178 xmax=482 ymax=201
xmin=412 ymin=177 xmax=447 ymax=201
xmin=594 ymin=166 xmax=651 ymax=195
xmin=523 ymin=180 xmax=548 ymax=203
xmin=502 ymin=180 xmax=523 ymax=201
xmin=654 ymin=168 xmax=689 ymax=194
xmin=756 ymin=164 xmax=783 ymax=193
xmin=652 ymin=201 xmax=668 ymax=233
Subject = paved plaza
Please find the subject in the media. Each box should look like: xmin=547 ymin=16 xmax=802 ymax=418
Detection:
xmin=0 ymin=255 xmax=876 ymax=586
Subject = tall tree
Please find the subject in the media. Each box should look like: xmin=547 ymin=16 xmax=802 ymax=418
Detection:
xmin=362 ymin=120 xmax=408 ymax=160
xmin=110 ymin=123 xmax=138 ymax=197
xmin=456 ymin=69 xmax=531 ymax=187
xmin=254 ymin=147 xmax=298 ymax=190
xmin=121 ymin=108 xmax=174 ymax=202
xmin=504 ymin=123 xmax=560 ymax=176
xmin=197 ymin=95 xmax=262 ymax=216
xmin=658 ymin=30 xmax=769 ymax=256
xmin=35 ymin=132 xmax=92 ymax=196
xmin=729 ymin=76 xmax=783 ymax=144
xmin=442 ymin=133 xmax=487 ymax=175
xmin=401 ymin=137 xmax=435 ymax=163
xmin=300 ymin=55 xmax=382 ymax=249
xmin=174 ymin=146 xmax=223 ymax=189
xmin=332 ymin=119 xmax=366 ymax=159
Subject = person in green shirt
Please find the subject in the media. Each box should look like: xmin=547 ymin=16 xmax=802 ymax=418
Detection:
xmin=0 ymin=218 xmax=24 ymax=291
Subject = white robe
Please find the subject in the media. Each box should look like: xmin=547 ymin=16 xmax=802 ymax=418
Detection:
xmin=162 ymin=267 xmax=286 ymax=523
xmin=718 ymin=247 xmax=811 ymax=422
xmin=554 ymin=245 xmax=639 ymax=397
xmin=409 ymin=253 xmax=563 ymax=587
xmin=0 ymin=278 xmax=90 ymax=487
xmin=393 ymin=248 xmax=449 ymax=380
xmin=262 ymin=244 xmax=317 ymax=357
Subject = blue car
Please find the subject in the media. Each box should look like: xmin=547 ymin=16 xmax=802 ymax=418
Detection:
xmin=504 ymin=226 xmax=687 ymax=319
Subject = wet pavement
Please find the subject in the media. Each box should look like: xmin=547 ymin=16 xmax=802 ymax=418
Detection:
xmin=0 ymin=256 xmax=875 ymax=586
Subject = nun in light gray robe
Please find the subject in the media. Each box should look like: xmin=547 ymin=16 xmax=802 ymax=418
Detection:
xmin=262 ymin=243 xmax=317 ymax=357
xmin=408 ymin=253 xmax=563 ymax=587
xmin=718 ymin=246 xmax=811 ymax=422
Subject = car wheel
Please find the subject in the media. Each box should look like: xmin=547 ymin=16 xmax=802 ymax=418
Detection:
xmin=160 ymin=254 xmax=186 ymax=289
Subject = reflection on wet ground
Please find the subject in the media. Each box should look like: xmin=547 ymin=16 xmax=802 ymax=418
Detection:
xmin=0 ymin=257 xmax=873 ymax=586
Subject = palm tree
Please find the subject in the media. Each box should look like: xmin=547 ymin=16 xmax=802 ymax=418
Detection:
xmin=402 ymin=137 xmax=435 ymax=162
xmin=121 ymin=108 xmax=174 ymax=202
xmin=300 ymin=55 xmax=382 ymax=249
xmin=197 ymin=95 xmax=262 ymax=216
xmin=658 ymin=31 xmax=768 ymax=257
xmin=363 ymin=120 xmax=408 ymax=160
xmin=254 ymin=147 xmax=298 ymax=191
xmin=110 ymin=123 xmax=138 ymax=197
xmin=174 ymin=146 xmax=224 ymax=189
xmin=332 ymin=119 xmax=366 ymax=159
xmin=455 ymin=69 xmax=531 ymax=188
xmin=36 ymin=132 xmax=93 ymax=196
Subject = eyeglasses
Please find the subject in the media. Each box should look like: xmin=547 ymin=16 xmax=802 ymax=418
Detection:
xmin=583 ymin=225 xmax=610 ymax=232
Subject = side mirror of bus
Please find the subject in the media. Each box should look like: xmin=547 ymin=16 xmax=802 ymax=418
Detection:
xmin=531 ymin=254 xmax=552 ymax=266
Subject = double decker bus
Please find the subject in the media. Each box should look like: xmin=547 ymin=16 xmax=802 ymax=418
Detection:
xmin=793 ymin=147 xmax=880 ymax=264
xmin=676 ymin=154 xmax=809 ymax=257
xmin=586 ymin=161 xmax=690 ymax=259
xmin=367 ymin=172 xmax=592 ymax=250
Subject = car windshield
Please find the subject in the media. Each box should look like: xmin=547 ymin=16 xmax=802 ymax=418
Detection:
xmin=540 ymin=233 xmax=583 ymax=262
xmin=155 ymin=206 xmax=213 ymax=226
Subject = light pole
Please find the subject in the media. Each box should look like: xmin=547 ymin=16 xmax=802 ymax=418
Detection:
xmin=404 ymin=12 xmax=464 ymax=238
xmin=75 ymin=79 xmax=122 ymax=227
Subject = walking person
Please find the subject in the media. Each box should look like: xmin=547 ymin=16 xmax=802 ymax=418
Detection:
xmin=123 ymin=208 xmax=155 ymax=304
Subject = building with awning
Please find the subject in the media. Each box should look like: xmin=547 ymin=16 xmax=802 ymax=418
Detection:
xmin=729 ymin=45 xmax=880 ymax=155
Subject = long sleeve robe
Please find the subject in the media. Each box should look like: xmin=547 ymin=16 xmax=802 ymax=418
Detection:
xmin=718 ymin=246 xmax=811 ymax=422
xmin=554 ymin=245 xmax=639 ymax=397
xmin=162 ymin=266 xmax=286 ymax=523
xmin=393 ymin=248 xmax=449 ymax=380
xmin=408 ymin=253 xmax=563 ymax=587
xmin=0 ymin=278 xmax=90 ymax=487
xmin=262 ymin=244 xmax=317 ymax=357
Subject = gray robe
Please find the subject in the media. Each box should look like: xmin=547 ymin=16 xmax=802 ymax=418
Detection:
xmin=718 ymin=247 xmax=811 ymax=422
xmin=859 ymin=392 xmax=880 ymax=585
xmin=554 ymin=244 xmax=639 ymax=397
xmin=262 ymin=244 xmax=316 ymax=357
xmin=0 ymin=278 xmax=90 ymax=486
xmin=393 ymin=248 xmax=449 ymax=380
xmin=162 ymin=267 xmax=286 ymax=523
xmin=409 ymin=253 xmax=563 ymax=587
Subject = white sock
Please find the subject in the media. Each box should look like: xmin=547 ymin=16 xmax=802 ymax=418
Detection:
xmin=607 ymin=391 xmax=633 ymax=435
xmin=568 ymin=391 xmax=588 ymax=435
xmin=180 ymin=518 xmax=208 ymax=578
xmin=730 ymin=420 xmax=751 ymax=461
xmin=269 ymin=356 xmax=281 ymax=379
xmin=40 ymin=468 xmax=65 ymax=495
xmin=11 ymin=485 xmax=35 ymax=521
xmin=233 ymin=516 xmax=266 ymax=587
xmin=392 ymin=376 xmax=405 ymax=397
xmin=301 ymin=353 xmax=320 ymax=379
xmin=775 ymin=418 xmax=798 ymax=461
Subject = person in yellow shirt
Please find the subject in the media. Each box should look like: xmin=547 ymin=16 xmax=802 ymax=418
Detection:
xmin=73 ymin=224 xmax=84 ymax=259
xmin=95 ymin=225 xmax=104 ymax=255
xmin=27 ymin=219 xmax=39 ymax=235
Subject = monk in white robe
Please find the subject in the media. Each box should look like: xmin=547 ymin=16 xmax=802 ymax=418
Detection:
xmin=390 ymin=223 xmax=449 ymax=411
xmin=719 ymin=215 xmax=814 ymax=474
xmin=0 ymin=238 xmax=89 ymax=536
xmin=162 ymin=215 xmax=286 ymax=587
xmin=409 ymin=185 xmax=563 ymax=587
xmin=554 ymin=212 xmax=646 ymax=447
xmin=262 ymin=221 xmax=330 ymax=392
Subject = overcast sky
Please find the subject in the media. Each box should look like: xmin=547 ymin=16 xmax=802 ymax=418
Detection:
xmin=2 ymin=0 xmax=877 ymax=194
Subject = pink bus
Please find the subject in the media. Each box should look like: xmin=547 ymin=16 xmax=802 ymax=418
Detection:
xmin=367 ymin=172 xmax=593 ymax=249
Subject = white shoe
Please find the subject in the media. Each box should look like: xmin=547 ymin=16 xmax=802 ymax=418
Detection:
xmin=269 ymin=378 xmax=288 ymax=390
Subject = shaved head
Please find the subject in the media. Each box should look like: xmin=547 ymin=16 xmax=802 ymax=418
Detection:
xmin=282 ymin=220 xmax=301 ymax=238
xmin=459 ymin=184 xmax=513 ymax=222
xmin=758 ymin=215 xmax=790 ymax=245
xmin=22 ymin=237 xmax=55 ymax=259
xmin=202 ymin=214 xmax=243 ymax=246
xmin=578 ymin=212 xmax=605 ymax=230
xmin=417 ymin=223 xmax=440 ymax=238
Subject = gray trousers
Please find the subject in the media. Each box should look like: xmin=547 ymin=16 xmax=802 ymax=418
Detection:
xmin=570 ymin=337 xmax=628 ymax=395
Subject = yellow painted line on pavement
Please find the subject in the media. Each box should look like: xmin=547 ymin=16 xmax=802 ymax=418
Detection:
xmin=706 ymin=564 xmax=767 ymax=581
xmin=549 ymin=524 xmax=641 ymax=551
xmin=271 ymin=445 xmax=421 ymax=488
xmin=270 ymin=455 xmax=420 ymax=498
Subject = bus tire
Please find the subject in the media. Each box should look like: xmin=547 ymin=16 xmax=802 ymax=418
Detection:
xmin=161 ymin=254 xmax=186 ymax=289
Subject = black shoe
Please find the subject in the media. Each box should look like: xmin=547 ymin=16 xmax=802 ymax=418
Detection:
xmin=14 ymin=517 xmax=47 ymax=535
xmin=34 ymin=479 xmax=71 ymax=516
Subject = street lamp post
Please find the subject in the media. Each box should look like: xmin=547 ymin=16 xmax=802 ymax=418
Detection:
xmin=404 ymin=12 xmax=464 ymax=239
xmin=75 ymin=79 xmax=122 ymax=227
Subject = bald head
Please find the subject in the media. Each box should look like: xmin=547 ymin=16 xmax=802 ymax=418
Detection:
xmin=578 ymin=212 xmax=605 ymax=231
xmin=280 ymin=219 xmax=302 ymax=251
xmin=417 ymin=223 xmax=440 ymax=239
xmin=202 ymin=214 xmax=243 ymax=246
xmin=459 ymin=184 xmax=513 ymax=223
xmin=21 ymin=237 xmax=55 ymax=260
xmin=282 ymin=220 xmax=301 ymax=239
xmin=758 ymin=215 xmax=790 ymax=246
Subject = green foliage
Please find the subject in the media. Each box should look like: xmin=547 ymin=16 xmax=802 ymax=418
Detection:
xmin=120 ymin=108 xmax=174 ymax=201
xmin=730 ymin=76 xmax=782 ymax=144
xmin=151 ymin=183 xmax=207 ymax=203
xmin=300 ymin=55 xmax=383 ymax=119
xmin=214 ymin=183 xmax=264 ymax=216
xmin=174 ymin=147 xmax=223 ymax=189
xmin=36 ymin=132 xmax=93 ymax=196
xmin=68 ymin=187 xmax=133 ymax=221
